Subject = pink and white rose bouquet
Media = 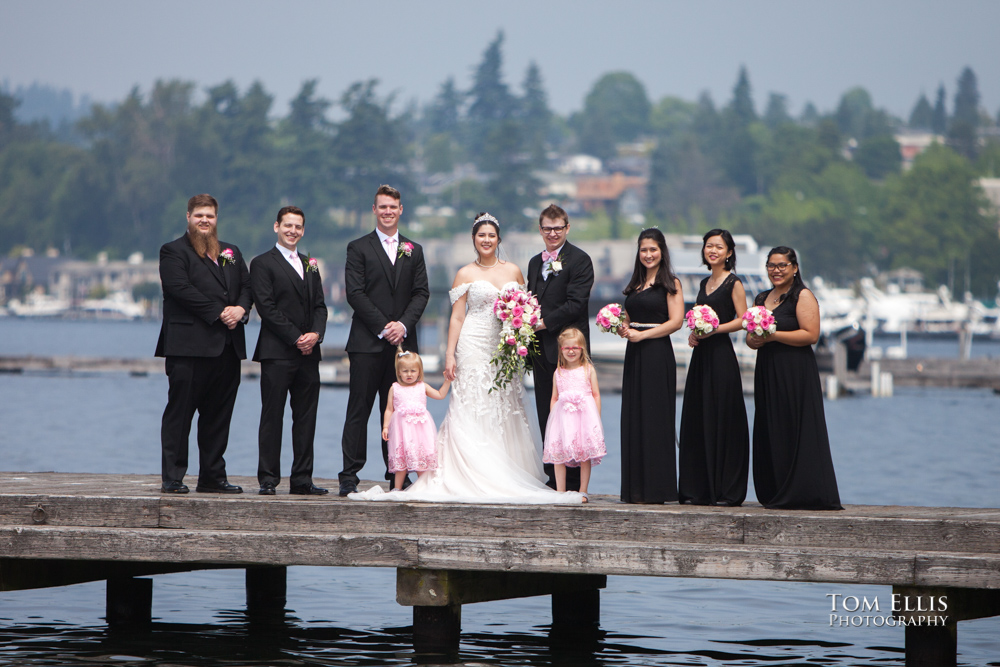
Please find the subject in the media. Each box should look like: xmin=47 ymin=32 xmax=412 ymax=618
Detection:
xmin=490 ymin=285 xmax=540 ymax=391
xmin=742 ymin=305 xmax=777 ymax=337
xmin=686 ymin=305 xmax=720 ymax=336
xmin=595 ymin=303 xmax=624 ymax=334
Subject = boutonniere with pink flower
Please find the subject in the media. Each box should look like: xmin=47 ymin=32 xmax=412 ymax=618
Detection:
xmin=305 ymin=256 xmax=319 ymax=273
xmin=218 ymin=248 xmax=235 ymax=266
xmin=397 ymin=241 xmax=414 ymax=260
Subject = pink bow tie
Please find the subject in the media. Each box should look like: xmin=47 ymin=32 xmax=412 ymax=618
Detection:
xmin=542 ymin=250 xmax=558 ymax=262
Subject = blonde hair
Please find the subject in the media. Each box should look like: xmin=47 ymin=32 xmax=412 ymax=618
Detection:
xmin=556 ymin=328 xmax=591 ymax=369
xmin=394 ymin=347 xmax=424 ymax=382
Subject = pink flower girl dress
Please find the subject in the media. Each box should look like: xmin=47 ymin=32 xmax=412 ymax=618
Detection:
xmin=386 ymin=382 xmax=439 ymax=474
xmin=543 ymin=366 xmax=606 ymax=467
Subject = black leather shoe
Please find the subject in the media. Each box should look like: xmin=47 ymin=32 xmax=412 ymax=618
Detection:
xmin=338 ymin=481 xmax=357 ymax=497
xmin=259 ymin=482 xmax=276 ymax=496
xmin=161 ymin=481 xmax=189 ymax=494
xmin=195 ymin=481 xmax=243 ymax=494
xmin=290 ymin=484 xmax=329 ymax=496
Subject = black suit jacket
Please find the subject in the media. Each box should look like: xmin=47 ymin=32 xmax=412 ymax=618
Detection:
xmin=155 ymin=234 xmax=252 ymax=359
xmin=527 ymin=241 xmax=595 ymax=364
xmin=250 ymin=247 xmax=328 ymax=362
xmin=344 ymin=231 xmax=429 ymax=354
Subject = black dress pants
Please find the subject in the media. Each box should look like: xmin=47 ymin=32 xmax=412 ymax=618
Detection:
xmin=257 ymin=355 xmax=321 ymax=488
xmin=160 ymin=346 xmax=241 ymax=486
xmin=340 ymin=347 xmax=397 ymax=486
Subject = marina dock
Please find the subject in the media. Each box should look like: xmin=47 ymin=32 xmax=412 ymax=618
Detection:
xmin=1 ymin=471 xmax=998 ymax=666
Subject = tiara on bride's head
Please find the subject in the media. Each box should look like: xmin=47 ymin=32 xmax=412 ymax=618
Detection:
xmin=475 ymin=212 xmax=499 ymax=228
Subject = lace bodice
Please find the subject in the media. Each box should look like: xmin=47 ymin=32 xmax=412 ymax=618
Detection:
xmin=447 ymin=280 xmax=529 ymax=443
xmin=555 ymin=365 xmax=593 ymax=410
xmin=392 ymin=382 xmax=428 ymax=420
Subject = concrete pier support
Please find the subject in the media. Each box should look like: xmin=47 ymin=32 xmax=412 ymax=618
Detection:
xmin=106 ymin=576 xmax=152 ymax=628
xmin=245 ymin=566 xmax=287 ymax=616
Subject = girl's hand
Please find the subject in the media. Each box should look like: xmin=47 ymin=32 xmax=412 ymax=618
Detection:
xmin=687 ymin=331 xmax=700 ymax=348
xmin=381 ymin=426 xmax=389 ymax=440
xmin=624 ymin=327 xmax=643 ymax=342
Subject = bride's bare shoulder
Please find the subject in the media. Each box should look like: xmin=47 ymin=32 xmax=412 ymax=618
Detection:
xmin=452 ymin=264 xmax=478 ymax=288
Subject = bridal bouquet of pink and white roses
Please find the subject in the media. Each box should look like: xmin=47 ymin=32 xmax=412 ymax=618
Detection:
xmin=742 ymin=305 xmax=777 ymax=337
xmin=685 ymin=305 xmax=720 ymax=336
xmin=490 ymin=285 xmax=540 ymax=392
xmin=595 ymin=303 xmax=624 ymax=334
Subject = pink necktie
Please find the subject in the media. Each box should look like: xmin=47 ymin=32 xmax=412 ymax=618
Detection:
xmin=385 ymin=238 xmax=397 ymax=265
xmin=290 ymin=252 xmax=303 ymax=278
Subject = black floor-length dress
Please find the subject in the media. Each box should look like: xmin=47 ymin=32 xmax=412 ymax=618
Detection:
xmin=620 ymin=285 xmax=677 ymax=503
xmin=678 ymin=274 xmax=749 ymax=506
xmin=751 ymin=289 xmax=842 ymax=510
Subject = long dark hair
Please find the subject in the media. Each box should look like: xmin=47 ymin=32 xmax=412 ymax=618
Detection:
xmin=624 ymin=228 xmax=678 ymax=295
xmin=767 ymin=246 xmax=806 ymax=302
xmin=702 ymin=229 xmax=736 ymax=271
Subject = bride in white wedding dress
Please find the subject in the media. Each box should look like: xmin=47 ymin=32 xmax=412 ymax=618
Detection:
xmin=352 ymin=213 xmax=583 ymax=504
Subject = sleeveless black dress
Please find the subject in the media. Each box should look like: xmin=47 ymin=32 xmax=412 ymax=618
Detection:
xmin=752 ymin=288 xmax=842 ymax=510
xmin=620 ymin=285 xmax=677 ymax=503
xmin=678 ymin=274 xmax=749 ymax=506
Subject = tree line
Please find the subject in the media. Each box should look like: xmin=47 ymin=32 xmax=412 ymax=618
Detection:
xmin=1 ymin=31 xmax=998 ymax=295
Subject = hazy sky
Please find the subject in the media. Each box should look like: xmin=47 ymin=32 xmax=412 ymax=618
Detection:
xmin=3 ymin=0 xmax=999 ymax=120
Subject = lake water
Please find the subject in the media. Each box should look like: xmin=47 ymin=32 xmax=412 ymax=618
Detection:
xmin=0 ymin=319 xmax=998 ymax=666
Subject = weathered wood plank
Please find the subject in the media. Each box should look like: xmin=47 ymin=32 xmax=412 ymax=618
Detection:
xmin=411 ymin=537 xmax=922 ymax=585
xmin=0 ymin=495 xmax=159 ymax=528
xmin=396 ymin=569 xmax=606 ymax=606
xmin=744 ymin=515 xmax=1000 ymax=554
xmin=0 ymin=526 xmax=418 ymax=568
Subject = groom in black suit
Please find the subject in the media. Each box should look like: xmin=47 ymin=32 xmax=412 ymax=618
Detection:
xmin=250 ymin=205 xmax=328 ymax=496
xmin=527 ymin=204 xmax=595 ymax=491
xmin=339 ymin=185 xmax=429 ymax=496
xmin=156 ymin=194 xmax=252 ymax=494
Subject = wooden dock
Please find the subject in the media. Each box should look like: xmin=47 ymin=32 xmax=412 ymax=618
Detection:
xmin=1 ymin=472 xmax=998 ymax=665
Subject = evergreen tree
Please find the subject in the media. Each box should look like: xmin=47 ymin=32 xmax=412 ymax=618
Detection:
xmin=948 ymin=67 xmax=980 ymax=159
xmin=518 ymin=61 xmax=551 ymax=165
xmin=466 ymin=31 xmax=514 ymax=158
xmin=931 ymin=84 xmax=948 ymax=135
xmin=763 ymin=92 xmax=792 ymax=129
xmin=908 ymin=93 xmax=934 ymax=129
xmin=721 ymin=67 xmax=759 ymax=195
xmin=800 ymin=102 xmax=820 ymax=127
xmin=428 ymin=77 xmax=462 ymax=136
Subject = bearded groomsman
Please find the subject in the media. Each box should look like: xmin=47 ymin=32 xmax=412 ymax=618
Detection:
xmin=156 ymin=194 xmax=252 ymax=494
xmin=251 ymin=205 xmax=328 ymax=496
xmin=527 ymin=204 xmax=595 ymax=491
xmin=339 ymin=185 xmax=429 ymax=496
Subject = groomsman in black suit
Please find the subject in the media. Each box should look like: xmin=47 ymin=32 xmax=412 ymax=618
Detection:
xmin=156 ymin=194 xmax=252 ymax=494
xmin=527 ymin=204 xmax=595 ymax=491
xmin=339 ymin=185 xmax=429 ymax=496
xmin=250 ymin=206 xmax=329 ymax=496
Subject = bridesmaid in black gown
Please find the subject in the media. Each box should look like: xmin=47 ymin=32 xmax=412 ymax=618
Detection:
xmin=619 ymin=228 xmax=685 ymax=503
xmin=678 ymin=229 xmax=750 ymax=506
xmin=746 ymin=246 xmax=842 ymax=510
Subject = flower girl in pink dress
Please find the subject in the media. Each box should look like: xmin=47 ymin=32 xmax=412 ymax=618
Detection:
xmin=381 ymin=349 xmax=451 ymax=491
xmin=543 ymin=328 xmax=606 ymax=501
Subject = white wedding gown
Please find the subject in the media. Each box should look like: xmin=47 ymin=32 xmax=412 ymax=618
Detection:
xmin=351 ymin=280 xmax=583 ymax=504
